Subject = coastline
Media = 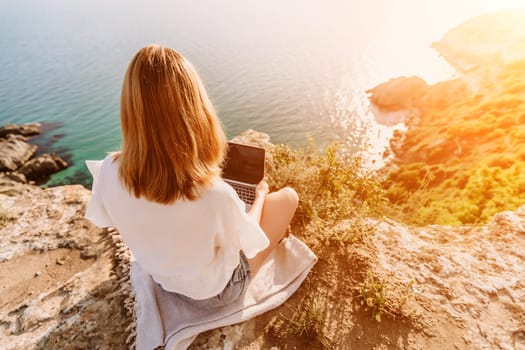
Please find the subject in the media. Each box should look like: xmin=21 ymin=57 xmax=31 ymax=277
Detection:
xmin=0 ymin=123 xmax=70 ymax=196
xmin=369 ymin=9 xmax=525 ymax=225
xmin=2 ymin=8 xmax=525 ymax=350
xmin=2 ymin=131 xmax=524 ymax=349
xmin=5 ymin=10 xmax=524 ymax=227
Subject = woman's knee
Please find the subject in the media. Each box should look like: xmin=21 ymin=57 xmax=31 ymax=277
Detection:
xmin=276 ymin=187 xmax=299 ymax=210
xmin=263 ymin=187 xmax=299 ymax=222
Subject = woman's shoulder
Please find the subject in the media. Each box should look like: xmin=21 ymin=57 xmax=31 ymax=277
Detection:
xmin=99 ymin=152 xmax=119 ymax=172
xmin=95 ymin=153 xmax=120 ymax=186
xmin=197 ymin=179 xmax=246 ymax=218
xmin=103 ymin=152 xmax=119 ymax=164
xmin=209 ymin=178 xmax=235 ymax=194
xmin=85 ymin=153 xmax=117 ymax=185
xmin=204 ymin=178 xmax=238 ymax=201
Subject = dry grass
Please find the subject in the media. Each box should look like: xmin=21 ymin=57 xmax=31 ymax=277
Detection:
xmin=0 ymin=205 xmax=16 ymax=228
xmin=265 ymin=141 xmax=416 ymax=336
xmin=272 ymin=296 xmax=332 ymax=349
xmin=267 ymin=140 xmax=386 ymax=246
xmin=358 ymin=270 xmax=415 ymax=323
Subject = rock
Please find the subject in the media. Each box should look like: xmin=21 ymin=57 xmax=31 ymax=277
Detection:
xmin=367 ymin=76 xmax=428 ymax=112
xmin=1 ymin=129 xmax=524 ymax=350
xmin=0 ymin=134 xmax=38 ymax=172
xmin=0 ymin=123 xmax=41 ymax=139
xmin=18 ymin=154 xmax=68 ymax=183
xmin=0 ymin=173 xmax=35 ymax=196
xmin=230 ymin=129 xmax=272 ymax=149
xmin=16 ymin=296 xmax=62 ymax=333
xmin=3 ymin=172 xmax=28 ymax=184
xmin=365 ymin=212 xmax=525 ymax=350
xmin=0 ymin=185 xmax=129 ymax=349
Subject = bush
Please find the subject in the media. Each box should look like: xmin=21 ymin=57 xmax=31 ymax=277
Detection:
xmin=382 ymin=64 xmax=525 ymax=226
xmin=274 ymin=296 xmax=331 ymax=349
xmin=358 ymin=270 xmax=414 ymax=322
xmin=267 ymin=140 xmax=386 ymax=240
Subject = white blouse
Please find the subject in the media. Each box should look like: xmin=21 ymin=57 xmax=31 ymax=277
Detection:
xmin=85 ymin=154 xmax=269 ymax=300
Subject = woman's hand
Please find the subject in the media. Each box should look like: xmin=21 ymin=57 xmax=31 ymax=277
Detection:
xmin=248 ymin=180 xmax=269 ymax=223
xmin=255 ymin=180 xmax=269 ymax=199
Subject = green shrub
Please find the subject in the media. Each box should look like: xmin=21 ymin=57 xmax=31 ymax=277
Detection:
xmin=267 ymin=141 xmax=386 ymax=241
xmin=274 ymin=296 xmax=331 ymax=349
xmin=383 ymin=64 xmax=525 ymax=226
xmin=357 ymin=271 xmax=414 ymax=322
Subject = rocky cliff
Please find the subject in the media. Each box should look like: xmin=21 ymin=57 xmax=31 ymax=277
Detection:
xmin=1 ymin=141 xmax=524 ymax=349
xmin=0 ymin=123 xmax=68 ymax=197
xmin=3 ymin=10 xmax=525 ymax=350
xmin=369 ymin=10 xmax=525 ymax=226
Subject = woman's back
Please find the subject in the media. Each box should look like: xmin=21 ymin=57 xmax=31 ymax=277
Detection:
xmin=86 ymin=45 xmax=298 ymax=306
xmin=87 ymin=153 xmax=268 ymax=300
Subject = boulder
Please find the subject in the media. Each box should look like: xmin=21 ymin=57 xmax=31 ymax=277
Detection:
xmin=0 ymin=134 xmax=38 ymax=172
xmin=0 ymin=185 xmax=130 ymax=349
xmin=0 ymin=173 xmax=34 ymax=196
xmin=0 ymin=123 xmax=41 ymax=138
xmin=367 ymin=76 xmax=428 ymax=111
xmin=230 ymin=129 xmax=272 ymax=149
xmin=18 ymin=154 xmax=68 ymax=182
xmin=2 ymin=172 xmax=27 ymax=184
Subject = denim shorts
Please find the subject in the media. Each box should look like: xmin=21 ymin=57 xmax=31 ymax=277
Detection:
xmin=178 ymin=251 xmax=251 ymax=309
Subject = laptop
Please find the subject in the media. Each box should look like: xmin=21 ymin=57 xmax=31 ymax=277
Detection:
xmin=222 ymin=142 xmax=265 ymax=205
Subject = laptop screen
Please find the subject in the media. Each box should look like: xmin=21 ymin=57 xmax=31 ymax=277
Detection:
xmin=222 ymin=142 xmax=265 ymax=184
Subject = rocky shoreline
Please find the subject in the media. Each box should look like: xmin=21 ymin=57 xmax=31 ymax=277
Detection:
xmin=1 ymin=123 xmax=524 ymax=349
xmin=367 ymin=10 xmax=525 ymax=226
xmin=0 ymin=123 xmax=68 ymax=197
xmin=1 ymin=159 xmax=524 ymax=349
xmin=2 ymin=9 xmax=525 ymax=349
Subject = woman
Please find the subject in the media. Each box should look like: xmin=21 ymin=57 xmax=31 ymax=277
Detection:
xmin=86 ymin=45 xmax=298 ymax=307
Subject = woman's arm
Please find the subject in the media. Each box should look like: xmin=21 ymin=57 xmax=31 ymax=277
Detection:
xmin=247 ymin=180 xmax=268 ymax=224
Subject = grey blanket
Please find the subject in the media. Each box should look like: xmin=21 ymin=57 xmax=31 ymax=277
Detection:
xmin=131 ymin=235 xmax=317 ymax=350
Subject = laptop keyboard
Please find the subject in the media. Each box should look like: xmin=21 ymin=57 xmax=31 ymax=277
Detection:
xmin=227 ymin=181 xmax=256 ymax=204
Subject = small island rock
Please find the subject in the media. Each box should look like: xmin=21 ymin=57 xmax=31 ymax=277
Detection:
xmin=0 ymin=134 xmax=38 ymax=172
xmin=18 ymin=154 xmax=68 ymax=183
xmin=0 ymin=123 xmax=41 ymax=138
xmin=368 ymin=76 xmax=428 ymax=111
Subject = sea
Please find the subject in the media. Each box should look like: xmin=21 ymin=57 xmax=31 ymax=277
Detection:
xmin=0 ymin=0 xmax=520 ymax=186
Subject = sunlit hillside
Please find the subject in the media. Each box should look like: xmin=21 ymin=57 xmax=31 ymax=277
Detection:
xmin=380 ymin=10 xmax=525 ymax=225
xmin=434 ymin=10 xmax=525 ymax=73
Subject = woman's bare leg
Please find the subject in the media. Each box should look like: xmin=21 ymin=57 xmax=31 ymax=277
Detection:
xmin=247 ymin=187 xmax=299 ymax=276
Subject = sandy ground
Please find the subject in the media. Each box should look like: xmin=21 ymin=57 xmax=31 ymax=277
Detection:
xmin=0 ymin=186 xmax=130 ymax=350
xmin=191 ymin=211 xmax=525 ymax=350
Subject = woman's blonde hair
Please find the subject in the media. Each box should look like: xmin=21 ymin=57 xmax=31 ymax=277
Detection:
xmin=114 ymin=45 xmax=227 ymax=204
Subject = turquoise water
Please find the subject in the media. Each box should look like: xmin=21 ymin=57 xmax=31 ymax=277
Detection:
xmin=0 ymin=0 xmax=514 ymax=186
